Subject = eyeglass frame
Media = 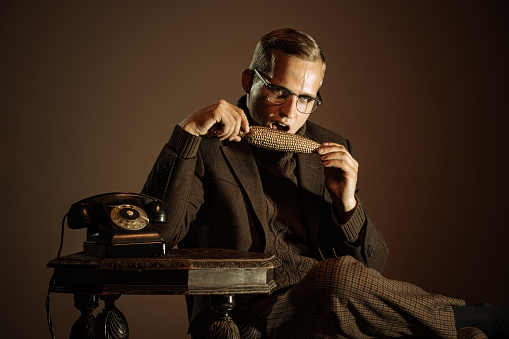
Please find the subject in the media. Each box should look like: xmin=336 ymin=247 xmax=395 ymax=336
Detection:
xmin=252 ymin=68 xmax=323 ymax=114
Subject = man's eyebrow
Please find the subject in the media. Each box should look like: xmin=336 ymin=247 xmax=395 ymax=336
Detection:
xmin=271 ymin=82 xmax=318 ymax=99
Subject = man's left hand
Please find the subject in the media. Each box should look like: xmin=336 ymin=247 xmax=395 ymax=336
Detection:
xmin=317 ymin=142 xmax=359 ymax=220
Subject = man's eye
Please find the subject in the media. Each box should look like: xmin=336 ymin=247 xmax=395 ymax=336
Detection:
xmin=271 ymin=88 xmax=287 ymax=98
xmin=299 ymin=96 xmax=313 ymax=103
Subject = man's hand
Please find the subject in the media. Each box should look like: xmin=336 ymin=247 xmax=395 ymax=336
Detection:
xmin=179 ymin=99 xmax=250 ymax=141
xmin=317 ymin=142 xmax=359 ymax=220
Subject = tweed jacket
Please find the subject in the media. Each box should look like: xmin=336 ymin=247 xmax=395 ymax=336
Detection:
xmin=141 ymin=117 xmax=389 ymax=272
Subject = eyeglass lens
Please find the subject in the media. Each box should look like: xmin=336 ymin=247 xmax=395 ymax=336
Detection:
xmin=266 ymin=87 xmax=317 ymax=113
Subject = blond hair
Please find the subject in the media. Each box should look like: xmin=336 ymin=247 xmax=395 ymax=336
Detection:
xmin=249 ymin=28 xmax=326 ymax=77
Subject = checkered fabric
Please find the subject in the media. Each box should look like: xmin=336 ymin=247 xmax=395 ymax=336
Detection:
xmin=457 ymin=327 xmax=489 ymax=339
xmin=241 ymin=256 xmax=488 ymax=339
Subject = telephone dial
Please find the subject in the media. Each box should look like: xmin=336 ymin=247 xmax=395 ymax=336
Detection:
xmin=67 ymin=192 xmax=167 ymax=257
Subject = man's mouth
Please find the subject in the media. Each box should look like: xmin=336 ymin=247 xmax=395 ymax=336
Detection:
xmin=269 ymin=122 xmax=290 ymax=132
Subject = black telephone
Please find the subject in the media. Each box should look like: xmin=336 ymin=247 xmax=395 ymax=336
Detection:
xmin=67 ymin=192 xmax=167 ymax=257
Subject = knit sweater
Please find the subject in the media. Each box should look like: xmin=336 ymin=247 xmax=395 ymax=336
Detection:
xmin=252 ymin=144 xmax=318 ymax=289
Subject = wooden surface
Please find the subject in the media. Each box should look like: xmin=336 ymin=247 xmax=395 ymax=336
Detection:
xmin=47 ymin=248 xmax=280 ymax=295
xmin=48 ymin=248 xmax=280 ymax=339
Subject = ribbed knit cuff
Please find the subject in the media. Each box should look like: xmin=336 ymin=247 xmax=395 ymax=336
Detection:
xmin=168 ymin=125 xmax=201 ymax=159
xmin=332 ymin=199 xmax=366 ymax=244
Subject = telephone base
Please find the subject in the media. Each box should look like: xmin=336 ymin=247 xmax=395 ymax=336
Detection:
xmin=84 ymin=240 xmax=166 ymax=258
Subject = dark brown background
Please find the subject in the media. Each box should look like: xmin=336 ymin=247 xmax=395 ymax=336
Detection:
xmin=1 ymin=1 xmax=508 ymax=338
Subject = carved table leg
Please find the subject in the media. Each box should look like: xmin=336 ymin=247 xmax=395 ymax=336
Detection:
xmin=96 ymin=295 xmax=129 ymax=339
xmin=207 ymin=295 xmax=240 ymax=339
xmin=70 ymin=294 xmax=99 ymax=339
xmin=231 ymin=295 xmax=261 ymax=339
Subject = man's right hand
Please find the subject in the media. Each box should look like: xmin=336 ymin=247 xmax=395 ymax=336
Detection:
xmin=179 ymin=99 xmax=250 ymax=142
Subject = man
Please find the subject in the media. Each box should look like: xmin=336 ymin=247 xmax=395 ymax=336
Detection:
xmin=142 ymin=28 xmax=508 ymax=338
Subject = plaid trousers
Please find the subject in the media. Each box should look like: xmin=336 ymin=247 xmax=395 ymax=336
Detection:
xmin=236 ymin=256 xmax=488 ymax=339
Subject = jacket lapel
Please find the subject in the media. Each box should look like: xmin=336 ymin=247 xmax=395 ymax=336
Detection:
xmin=220 ymin=140 xmax=268 ymax=229
xmin=220 ymin=139 xmax=327 ymax=252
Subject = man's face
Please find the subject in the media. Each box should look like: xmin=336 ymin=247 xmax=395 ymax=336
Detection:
xmin=245 ymin=51 xmax=323 ymax=134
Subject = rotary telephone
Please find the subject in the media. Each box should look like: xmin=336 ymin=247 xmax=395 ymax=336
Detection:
xmin=67 ymin=192 xmax=167 ymax=257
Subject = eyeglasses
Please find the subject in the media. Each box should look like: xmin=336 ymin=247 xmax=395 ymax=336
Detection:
xmin=253 ymin=69 xmax=322 ymax=114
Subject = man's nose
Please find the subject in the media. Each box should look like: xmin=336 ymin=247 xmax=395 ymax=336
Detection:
xmin=279 ymin=95 xmax=298 ymax=118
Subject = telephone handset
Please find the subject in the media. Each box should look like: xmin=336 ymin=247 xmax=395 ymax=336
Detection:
xmin=67 ymin=192 xmax=167 ymax=257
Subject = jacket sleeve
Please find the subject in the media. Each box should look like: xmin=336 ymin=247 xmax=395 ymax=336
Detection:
xmin=319 ymin=138 xmax=389 ymax=273
xmin=141 ymin=125 xmax=204 ymax=248
xmin=330 ymin=194 xmax=389 ymax=273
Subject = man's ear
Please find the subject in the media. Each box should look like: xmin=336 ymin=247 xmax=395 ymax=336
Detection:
xmin=241 ymin=68 xmax=253 ymax=94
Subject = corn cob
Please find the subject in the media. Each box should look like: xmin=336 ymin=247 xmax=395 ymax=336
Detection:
xmin=239 ymin=126 xmax=321 ymax=153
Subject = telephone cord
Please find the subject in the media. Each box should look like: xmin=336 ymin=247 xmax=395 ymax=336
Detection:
xmin=46 ymin=213 xmax=67 ymax=339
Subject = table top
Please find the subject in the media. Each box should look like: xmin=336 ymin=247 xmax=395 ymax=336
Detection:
xmin=47 ymin=248 xmax=280 ymax=296
xmin=48 ymin=248 xmax=280 ymax=270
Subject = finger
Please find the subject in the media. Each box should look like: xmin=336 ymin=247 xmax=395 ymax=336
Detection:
xmin=218 ymin=111 xmax=241 ymax=141
xmin=213 ymin=109 xmax=234 ymax=140
xmin=237 ymin=108 xmax=251 ymax=133
xmin=217 ymin=121 xmax=233 ymax=140
xmin=321 ymin=153 xmax=359 ymax=173
xmin=320 ymin=150 xmax=356 ymax=167
xmin=321 ymin=155 xmax=357 ymax=169
xmin=322 ymin=142 xmax=344 ymax=147
xmin=229 ymin=116 xmax=243 ymax=141
xmin=320 ymin=150 xmax=354 ymax=161
xmin=206 ymin=101 xmax=249 ymax=141
xmin=224 ymin=107 xmax=249 ymax=141
xmin=222 ymin=107 xmax=249 ymax=141
xmin=317 ymin=143 xmax=348 ymax=154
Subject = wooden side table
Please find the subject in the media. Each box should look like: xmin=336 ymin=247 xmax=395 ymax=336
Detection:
xmin=47 ymin=248 xmax=280 ymax=339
